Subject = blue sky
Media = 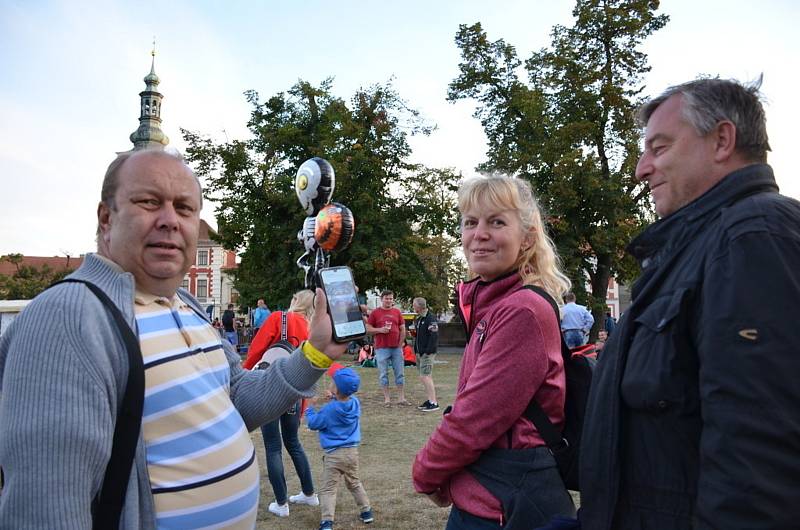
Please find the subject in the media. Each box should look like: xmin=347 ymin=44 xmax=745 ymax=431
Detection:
xmin=1 ymin=0 xmax=798 ymax=256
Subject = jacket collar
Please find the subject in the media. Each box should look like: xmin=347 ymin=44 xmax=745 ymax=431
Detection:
xmin=627 ymin=163 xmax=778 ymax=266
xmin=458 ymin=270 xmax=522 ymax=336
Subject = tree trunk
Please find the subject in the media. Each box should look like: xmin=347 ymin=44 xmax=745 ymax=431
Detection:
xmin=589 ymin=253 xmax=612 ymax=343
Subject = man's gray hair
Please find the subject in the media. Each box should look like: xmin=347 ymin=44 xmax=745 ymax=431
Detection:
xmin=101 ymin=149 xmax=199 ymax=209
xmin=96 ymin=149 xmax=202 ymax=239
xmin=637 ymin=77 xmax=771 ymax=163
xmin=413 ymin=297 xmax=427 ymax=309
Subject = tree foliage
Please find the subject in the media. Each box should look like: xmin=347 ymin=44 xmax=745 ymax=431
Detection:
xmin=183 ymin=79 xmax=460 ymax=309
xmin=0 ymin=254 xmax=72 ymax=300
xmin=448 ymin=0 xmax=668 ymax=334
xmin=411 ymin=234 xmax=466 ymax=314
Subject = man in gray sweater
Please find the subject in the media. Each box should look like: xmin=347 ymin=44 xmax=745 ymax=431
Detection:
xmin=0 ymin=149 xmax=346 ymax=529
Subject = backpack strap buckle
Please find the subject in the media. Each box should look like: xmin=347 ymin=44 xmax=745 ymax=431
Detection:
xmin=549 ymin=438 xmax=570 ymax=456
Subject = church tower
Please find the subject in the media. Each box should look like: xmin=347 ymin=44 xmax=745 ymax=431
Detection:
xmin=129 ymin=46 xmax=169 ymax=150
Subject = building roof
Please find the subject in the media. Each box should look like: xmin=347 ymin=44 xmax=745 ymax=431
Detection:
xmin=0 ymin=256 xmax=84 ymax=277
xmin=199 ymin=219 xmax=219 ymax=243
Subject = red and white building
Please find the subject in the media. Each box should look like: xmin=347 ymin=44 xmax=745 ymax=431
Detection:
xmin=181 ymin=219 xmax=239 ymax=319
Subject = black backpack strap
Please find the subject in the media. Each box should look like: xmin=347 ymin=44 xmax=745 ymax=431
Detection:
xmin=521 ymin=285 xmax=570 ymax=454
xmin=53 ymin=279 xmax=144 ymax=530
xmin=280 ymin=311 xmax=288 ymax=341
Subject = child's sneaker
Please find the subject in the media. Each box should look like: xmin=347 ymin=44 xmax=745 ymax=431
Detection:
xmin=288 ymin=491 xmax=320 ymax=506
xmin=319 ymin=521 xmax=334 ymax=530
xmin=417 ymin=400 xmax=431 ymax=410
xmin=268 ymin=501 xmax=289 ymax=517
xmin=360 ymin=509 xmax=374 ymax=524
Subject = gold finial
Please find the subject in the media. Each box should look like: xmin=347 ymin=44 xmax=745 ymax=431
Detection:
xmin=151 ymin=37 xmax=156 ymax=57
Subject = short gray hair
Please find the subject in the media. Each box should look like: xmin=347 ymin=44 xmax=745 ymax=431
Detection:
xmin=638 ymin=77 xmax=770 ymax=163
xmin=101 ymin=149 xmax=199 ymax=209
xmin=413 ymin=297 xmax=427 ymax=309
xmin=96 ymin=149 xmax=202 ymax=239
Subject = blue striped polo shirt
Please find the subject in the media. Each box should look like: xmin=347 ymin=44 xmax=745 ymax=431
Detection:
xmin=135 ymin=291 xmax=259 ymax=529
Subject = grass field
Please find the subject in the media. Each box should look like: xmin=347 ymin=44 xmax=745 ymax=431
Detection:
xmin=251 ymin=351 xmax=581 ymax=529
xmin=251 ymin=353 xmax=461 ymax=529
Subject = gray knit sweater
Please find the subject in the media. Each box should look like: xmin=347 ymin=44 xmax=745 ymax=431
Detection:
xmin=0 ymin=253 xmax=325 ymax=529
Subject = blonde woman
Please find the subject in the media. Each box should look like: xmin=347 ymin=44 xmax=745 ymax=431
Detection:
xmin=413 ymin=176 xmax=576 ymax=529
xmin=243 ymin=290 xmax=320 ymax=516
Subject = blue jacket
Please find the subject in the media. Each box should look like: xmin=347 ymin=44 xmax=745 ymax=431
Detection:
xmin=306 ymin=396 xmax=361 ymax=451
xmin=252 ymin=306 xmax=270 ymax=328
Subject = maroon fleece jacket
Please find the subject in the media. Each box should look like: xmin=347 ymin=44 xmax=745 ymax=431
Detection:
xmin=412 ymin=272 xmax=565 ymax=522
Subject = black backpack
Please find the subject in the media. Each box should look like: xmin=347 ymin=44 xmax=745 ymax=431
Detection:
xmin=522 ymin=285 xmax=596 ymax=491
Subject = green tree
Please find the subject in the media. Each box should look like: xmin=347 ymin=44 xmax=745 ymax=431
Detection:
xmin=448 ymin=0 xmax=668 ymax=337
xmin=410 ymin=233 xmax=465 ymax=314
xmin=183 ymin=79 xmax=460 ymax=308
xmin=0 ymin=254 xmax=72 ymax=300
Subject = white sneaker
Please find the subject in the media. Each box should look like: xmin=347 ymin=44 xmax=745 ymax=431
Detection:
xmin=288 ymin=492 xmax=320 ymax=506
xmin=268 ymin=501 xmax=289 ymax=517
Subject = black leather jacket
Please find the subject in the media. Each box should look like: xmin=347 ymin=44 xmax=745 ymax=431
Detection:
xmin=580 ymin=164 xmax=800 ymax=529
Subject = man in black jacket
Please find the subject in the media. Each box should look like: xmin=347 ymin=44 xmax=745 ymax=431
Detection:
xmin=579 ymin=77 xmax=800 ymax=529
xmin=412 ymin=297 xmax=440 ymax=412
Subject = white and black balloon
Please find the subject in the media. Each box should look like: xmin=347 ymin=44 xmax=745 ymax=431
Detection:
xmin=295 ymin=157 xmax=335 ymax=216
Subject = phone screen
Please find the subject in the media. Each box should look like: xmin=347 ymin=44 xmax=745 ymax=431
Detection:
xmin=318 ymin=267 xmax=367 ymax=342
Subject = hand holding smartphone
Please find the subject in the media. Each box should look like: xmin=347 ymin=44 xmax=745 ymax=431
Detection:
xmin=317 ymin=266 xmax=367 ymax=343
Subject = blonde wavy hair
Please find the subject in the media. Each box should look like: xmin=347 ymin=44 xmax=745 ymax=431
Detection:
xmin=288 ymin=289 xmax=315 ymax=321
xmin=458 ymin=175 xmax=571 ymax=302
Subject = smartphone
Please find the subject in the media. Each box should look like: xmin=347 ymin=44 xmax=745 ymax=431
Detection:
xmin=317 ymin=266 xmax=367 ymax=343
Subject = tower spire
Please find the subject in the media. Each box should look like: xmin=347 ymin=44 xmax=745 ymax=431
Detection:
xmin=150 ymin=37 xmax=156 ymax=74
xmin=129 ymin=43 xmax=168 ymax=150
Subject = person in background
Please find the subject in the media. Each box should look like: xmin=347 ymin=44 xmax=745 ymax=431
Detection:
xmin=365 ymin=290 xmax=409 ymax=406
xmin=242 ymin=290 xmax=319 ymax=518
xmin=560 ymin=292 xmax=593 ymax=348
xmin=221 ymin=302 xmax=238 ymax=348
xmin=603 ymin=311 xmax=616 ymax=337
xmin=402 ymin=338 xmax=417 ymax=366
xmin=252 ymin=298 xmax=271 ymax=334
xmin=594 ymin=329 xmax=608 ymax=358
xmin=412 ymin=296 xmax=440 ymax=412
xmin=306 ymin=368 xmax=374 ymax=530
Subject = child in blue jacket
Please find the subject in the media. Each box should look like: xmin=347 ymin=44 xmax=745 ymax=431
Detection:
xmin=306 ymin=367 xmax=374 ymax=530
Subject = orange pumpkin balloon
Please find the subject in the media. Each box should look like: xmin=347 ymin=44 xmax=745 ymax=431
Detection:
xmin=314 ymin=203 xmax=355 ymax=252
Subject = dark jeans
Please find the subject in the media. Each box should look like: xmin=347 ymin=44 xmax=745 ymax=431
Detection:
xmin=446 ymin=506 xmax=502 ymax=529
xmin=260 ymin=402 xmax=314 ymax=504
xmin=563 ymin=330 xmax=585 ymax=349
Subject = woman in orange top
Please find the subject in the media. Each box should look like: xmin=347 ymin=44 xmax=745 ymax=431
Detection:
xmin=243 ymin=292 xmax=311 ymax=369
xmin=243 ymin=290 xmax=320 ymax=516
